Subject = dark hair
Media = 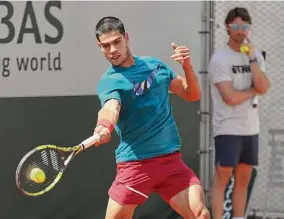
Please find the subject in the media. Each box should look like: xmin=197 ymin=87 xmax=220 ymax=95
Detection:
xmin=225 ymin=7 xmax=252 ymax=24
xmin=95 ymin=16 xmax=125 ymax=41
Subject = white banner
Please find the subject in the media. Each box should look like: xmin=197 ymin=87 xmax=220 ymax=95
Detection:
xmin=0 ymin=1 xmax=203 ymax=97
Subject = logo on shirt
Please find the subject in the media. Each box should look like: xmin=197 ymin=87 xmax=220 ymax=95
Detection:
xmin=231 ymin=65 xmax=251 ymax=74
xmin=133 ymin=64 xmax=161 ymax=96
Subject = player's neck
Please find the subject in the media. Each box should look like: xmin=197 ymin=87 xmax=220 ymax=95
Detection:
xmin=227 ymin=39 xmax=241 ymax=53
xmin=119 ymin=55 xmax=135 ymax=68
xmin=117 ymin=49 xmax=135 ymax=68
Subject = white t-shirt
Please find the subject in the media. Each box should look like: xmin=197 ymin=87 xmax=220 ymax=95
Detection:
xmin=208 ymin=45 xmax=266 ymax=137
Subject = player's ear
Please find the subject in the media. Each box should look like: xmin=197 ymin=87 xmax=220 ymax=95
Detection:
xmin=125 ymin=32 xmax=129 ymax=42
xmin=97 ymin=42 xmax=105 ymax=52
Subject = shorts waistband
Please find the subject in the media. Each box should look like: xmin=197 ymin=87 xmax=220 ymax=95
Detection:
xmin=117 ymin=150 xmax=181 ymax=165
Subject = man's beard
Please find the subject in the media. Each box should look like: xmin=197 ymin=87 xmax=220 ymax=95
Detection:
xmin=233 ymin=35 xmax=246 ymax=44
xmin=113 ymin=48 xmax=130 ymax=66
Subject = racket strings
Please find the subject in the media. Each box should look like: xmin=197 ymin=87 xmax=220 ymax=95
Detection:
xmin=18 ymin=148 xmax=64 ymax=194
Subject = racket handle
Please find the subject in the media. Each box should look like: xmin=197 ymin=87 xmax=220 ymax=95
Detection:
xmin=252 ymin=95 xmax=258 ymax=108
xmin=80 ymin=134 xmax=100 ymax=150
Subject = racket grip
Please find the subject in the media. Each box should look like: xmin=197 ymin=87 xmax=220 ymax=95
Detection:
xmin=252 ymin=95 xmax=258 ymax=108
xmin=80 ymin=134 xmax=100 ymax=150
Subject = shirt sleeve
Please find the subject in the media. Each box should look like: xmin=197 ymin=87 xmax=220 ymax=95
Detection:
xmin=209 ymin=59 xmax=232 ymax=85
xmin=97 ymin=77 xmax=122 ymax=107
xmin=160 ymin=61 xmax=177 ymax=82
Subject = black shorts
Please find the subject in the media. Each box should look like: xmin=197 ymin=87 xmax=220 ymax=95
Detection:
xmin=214 ymin=135 xmax=259 ymax=167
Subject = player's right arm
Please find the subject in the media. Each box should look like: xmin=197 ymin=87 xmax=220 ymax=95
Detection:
xmin=94 ymin=74 xmax=122 ymax=146
xmin=209 ymin=58 xmax=258 ymax=106
xmin=93 ymin=99 xmax=121 ymax=146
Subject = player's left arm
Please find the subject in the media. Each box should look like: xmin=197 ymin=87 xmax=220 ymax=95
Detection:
xmin=169 ymin=43 xmax=201 ymax=101
xmin=247 ymin=38 xmax=270 ymax=95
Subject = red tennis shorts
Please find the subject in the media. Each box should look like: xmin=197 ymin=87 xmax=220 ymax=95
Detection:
xmin=108 ymin=151 xmax=201 ymax=205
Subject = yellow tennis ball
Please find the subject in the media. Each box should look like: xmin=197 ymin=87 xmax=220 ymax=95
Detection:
xmin=30 ymin=168 xmax=46 ymax=183
xmin=240 ymin=45 xmax=249 ymax=54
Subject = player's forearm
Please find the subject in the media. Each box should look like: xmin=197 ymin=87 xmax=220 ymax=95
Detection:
xmin=224 ymin=88 xmax=257 ymax=106
xmin=250 ymin=62 xmax=270 ymax=95
xmin=183 ymin=64 xmax=201 ymax=101
xmin=97 ymin=99 xmax=120 ymax=128
xmin=93 ymin=99 xmax=121 ymax=146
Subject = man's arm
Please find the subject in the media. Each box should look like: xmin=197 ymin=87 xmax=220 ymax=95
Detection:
xmin=93 ymin=99 xmax=121 ymax=146
xmin=209 ymin=55 xmax=257 ymax=106
xmin=215 ymin=81 xmax=258 ymax=106
xmin=250 ymin=60 xmax=270 ymax=95
xmin=169 ymin=43 xmax=201 ymax=101
xmin=247 ymin=39 xmax=270 ymax=95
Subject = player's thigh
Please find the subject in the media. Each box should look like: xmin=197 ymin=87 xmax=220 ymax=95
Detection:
xmin=214 ymin=135 xmax=243 ymax=167
xmin=153 ymin=152 xmax=200 ymax=204
xmin=153 ymin=153 xmax=208 ymax=218
xmin=170 ymin=185 xmax=210 ymax=219
xmin=240 ymin=135 xmax=259 ymax=166
xmin=105 ymin=197 xmax=137 ymax=219
xmin=108 ymin=160 xmax=155 ymax=206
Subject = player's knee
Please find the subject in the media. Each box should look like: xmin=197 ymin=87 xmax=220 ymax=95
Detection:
xmin=199 ymin=208 xmax=211 ymax=219
xmin=105 ymin=209 xmax=135 ymax=219
xmin=193 ymin=205 xmax=210 ymax=219
xmin=105 ymin=198 xmax=136 ymax=219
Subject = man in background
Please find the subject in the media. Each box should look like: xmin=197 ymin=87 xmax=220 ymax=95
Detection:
xmin=208 ymin=7 xmax=270 ymax=219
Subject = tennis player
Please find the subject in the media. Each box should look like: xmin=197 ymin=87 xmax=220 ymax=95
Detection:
xmin=93 ymin=16 xmax=210 ymax=219
xmin=208 ymin=7 xmax=270 ymax=219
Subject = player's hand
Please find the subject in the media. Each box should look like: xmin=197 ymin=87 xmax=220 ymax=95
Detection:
xmin=93 ymin=125 xmax=111 ymax=146
xmin=244 ymin=37 xmax=256 ymax=59
xmin=170 ymin=42 xmax=191 ymax=67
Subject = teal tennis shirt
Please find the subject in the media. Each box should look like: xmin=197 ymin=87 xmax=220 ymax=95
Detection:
xmin=97 ymin=56 xmax=181 ymax=162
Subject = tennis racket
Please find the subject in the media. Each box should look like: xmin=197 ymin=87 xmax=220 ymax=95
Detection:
xmin=15 ymin=134 xmax=100 ymax=197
